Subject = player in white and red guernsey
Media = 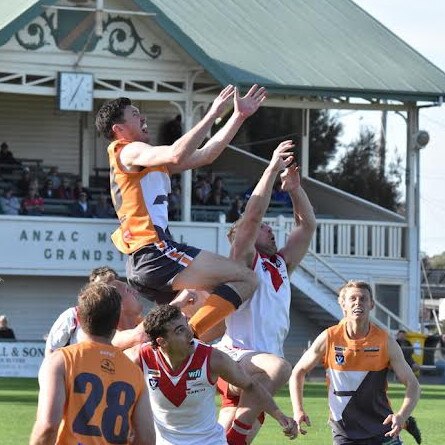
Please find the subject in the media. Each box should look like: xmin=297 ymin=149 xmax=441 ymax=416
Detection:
xmin=213 ymin=140 xmax=316 ymax=444
xmin=125 ymin=305 xmax=297 ymax=445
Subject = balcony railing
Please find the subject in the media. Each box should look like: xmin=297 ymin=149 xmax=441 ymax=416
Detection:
xmin=264 ymin=216 xmax=407 ymax=260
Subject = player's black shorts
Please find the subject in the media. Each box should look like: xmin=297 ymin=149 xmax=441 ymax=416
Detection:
xmin=126 ymin=239 xmax=201 ymax=304
xmin=332 ymin=432 xmax=403 ymax=445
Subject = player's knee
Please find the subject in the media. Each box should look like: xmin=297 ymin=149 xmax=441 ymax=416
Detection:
xmin=276 ymin=358 xmax=292 ymax=384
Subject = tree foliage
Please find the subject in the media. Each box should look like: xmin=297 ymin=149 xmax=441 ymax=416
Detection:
xmin=425 ymin=252 xmax=445 ymax=269
xmin=309 ymin=110 xmax=343 ymax=175
xmin=318 ymin=128 xmax=403 ymax=212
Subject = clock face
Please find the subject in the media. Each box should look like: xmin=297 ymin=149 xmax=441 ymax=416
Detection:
xmin=58 ymin=72 xmax=94 ymax=111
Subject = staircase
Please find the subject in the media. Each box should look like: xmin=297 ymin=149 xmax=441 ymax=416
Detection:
xmin=290 ymin=250 xmax=410 ymax=332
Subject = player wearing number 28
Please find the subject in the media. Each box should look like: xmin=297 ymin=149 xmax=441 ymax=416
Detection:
xmin=29 ymin=282 xmax=155 ymax=445
xmin=96 ymin=85 xmax=266 ymax=340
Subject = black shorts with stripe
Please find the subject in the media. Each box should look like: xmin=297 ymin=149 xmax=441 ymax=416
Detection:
xmin=332 ymin=432 xmax=403 ymax=445
xmin=126 ymin=239 xmax=201 ymax=304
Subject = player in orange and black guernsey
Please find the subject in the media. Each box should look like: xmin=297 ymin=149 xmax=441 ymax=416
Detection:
xmin=289 ymin=280 xmax=421 ymax=445
xmin=29 ymin=282 xmax=155 ymax=445
xmin=95 ymin=84 xmax=266 ymax=339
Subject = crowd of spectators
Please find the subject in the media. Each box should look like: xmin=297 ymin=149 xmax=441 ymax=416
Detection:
xmin=1 ymin=140 xmax=291 ymax=222
xmin=0 ymin=142 xmax=116 ymax=219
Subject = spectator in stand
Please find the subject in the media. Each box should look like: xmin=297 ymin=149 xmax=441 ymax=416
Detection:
xmin=193 ymin=174 xmax=212 ymax=204
xmin=271 ymin=180 xmax=292 ymax=206
xmin=168 ymin=184 xmax=181 ymax=221
xmin=0 ymin=315 xmax=15 ymax=339
xmin=73 ymin=178 xmax=92 ymax=200
xmin=396 ymin=330 xmax=421 ymax=374
xmin=46 ymin=166 xmax=62 ymax=189
xmin=71 ymin=191 xmax=94 ymax=218
xmin=93 ymin=192 xmax=115 ymax=218
xmin=56 ymin=176 xmax=73 ymax=200
xmin=0 ymin=142 xmax=21 ymax=173
xmin=226 ymin=195 xmax=244 ymax=223
xmin=40 ymin=178 xmax=56 ymax=199
xmin=161 ymin=114 xmax=183 ymax=145
xmin=210 ymin=176 xmax=230 ymax=205
xmin=21 ymin=185 xmax=44 ymax=216
xmin=16 ymin=167 xmax=33 ymax=196
xmin=0 ymin=186 xmax=21 ymax=215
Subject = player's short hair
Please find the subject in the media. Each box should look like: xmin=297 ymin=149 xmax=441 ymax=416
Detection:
xmin=143 ymin=305 xmax=182 ymax=349
xmin=95 ymin=97 xmax=132 ymax=140
xmin=338 ymin=280 xmax=373 ymax=301
xmin=77 ymin=282 xmax=121 ymax=337
xmin=88 ymin=266 xmax=118 ymax=284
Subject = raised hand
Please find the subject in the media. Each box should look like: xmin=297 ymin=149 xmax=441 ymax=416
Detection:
xmin=234 ymin=84 xmax=267 ymax=119
xmin=270 ymin=140 xmax=294 ymax=172
xmin=280 ymin=163 xmax=301 ymax=192
xmin=209 ymin=84 xmax=235 ymax=117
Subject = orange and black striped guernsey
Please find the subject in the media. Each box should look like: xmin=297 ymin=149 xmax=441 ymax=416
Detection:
xmin=108 ymin=139 xmax=172 ymax=254
xmin=323 ymin=322 xmax=393 ymax=441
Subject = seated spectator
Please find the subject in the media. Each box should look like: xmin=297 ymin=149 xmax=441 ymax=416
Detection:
xmin=94 ymin=193 xmax=115 ymax=218
xmin=17 ymin=167 xmax=33 ymax=196
xmin=168 ymin=185 xmax=181 ymax=221
xmin=40 ymin=178 xmax=56 ymax=199
xmin=73 ymin=178 xmax=92 ymax=200
xmin=56 ymin=176 xmax=73 ymax=200
xmin=161 ymin=114 xmax=182 ymax=145
xmin=71 ymin=191 xmax=93 ymax=218
xmin=193 ymin=174 xmax=212 ymax=204
xmin=271 ymin=180 xmax=291 ymax=206
xmin=0 ymin=187 xmax=21 ymax=215
xmin=21 ymin=185 xmax=44 ymax=216
xmin=0 ymin=315 xmax=15 ymax=339
xmin=46 ymin=166 xmax=62 ymax=189
xmin=226 ymin=195 xmax=244 ymax=222
xmin=0 ymin=142 xmax=21 ymax=173
xmin=210 ymin=176 xmax=230 ymax=205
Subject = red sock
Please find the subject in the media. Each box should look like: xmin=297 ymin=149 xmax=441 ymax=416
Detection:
xmin=226 ymin=419 xmax=252 ymax=445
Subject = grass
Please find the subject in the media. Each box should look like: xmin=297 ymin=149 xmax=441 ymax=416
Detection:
xmin=1 ymin=378 xmax=443 ymax=444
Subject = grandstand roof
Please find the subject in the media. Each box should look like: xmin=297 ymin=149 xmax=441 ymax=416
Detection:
xmin=1 ymin=0 xmax=445 ymax=102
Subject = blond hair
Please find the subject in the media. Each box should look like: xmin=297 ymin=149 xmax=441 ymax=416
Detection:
xmin=338 ymin=280 xmax=373 ymax=302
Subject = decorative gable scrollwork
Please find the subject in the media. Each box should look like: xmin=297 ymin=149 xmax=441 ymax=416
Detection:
xmin=13 ymin=11 xmax=161 ymax=59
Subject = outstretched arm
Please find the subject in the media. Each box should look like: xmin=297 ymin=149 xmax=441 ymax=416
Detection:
xmin=169 ymin=85 xmax=267 ymax=173
xmin=211 ymin=348 xmax=297 ymax=439
xmin=382 ymin=336 xmax=421 ymax=439
xmin=230 ymin=140 xmax=294 ymax=266
xmin=289 ymin=330 xmax=327 ymax=436
xmin=278 ymin=165 xmax=316 ymax=273
xmin=122 ymin=85 xmax=235 ymax=169
xmin=30 ymin=353 xmax=66 ymax=445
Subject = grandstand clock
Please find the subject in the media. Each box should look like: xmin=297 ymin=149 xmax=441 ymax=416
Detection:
xmin=58 ymin=72 xmax=94 ymax=111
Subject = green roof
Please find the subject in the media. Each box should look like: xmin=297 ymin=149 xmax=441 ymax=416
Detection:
xmin=139 ymin=0 xmax=445 ymax=102
xmin=2 ymin=0 xmax=445 ymax=102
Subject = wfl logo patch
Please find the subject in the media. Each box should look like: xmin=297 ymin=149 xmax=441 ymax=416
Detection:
xmin=335 ymin=354 xmax=345 ymax=365
xmin=148 ymin=378 xmax=159 ymax=390
xmin=188 ymin=369 xmax=202 ymax=379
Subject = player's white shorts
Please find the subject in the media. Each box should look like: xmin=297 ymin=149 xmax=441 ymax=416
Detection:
xmin=213 ymin=342 xmax=255 ymax=362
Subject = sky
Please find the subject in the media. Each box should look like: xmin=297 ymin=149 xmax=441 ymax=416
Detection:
xmin=339 ymin=1 xmax=445 ymax=256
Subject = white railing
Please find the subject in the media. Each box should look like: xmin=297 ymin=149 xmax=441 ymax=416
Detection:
xmin=301 ymin=250 xmax=410 ymax=331
xmin=263 ymin=217 xmax=407 ymax=260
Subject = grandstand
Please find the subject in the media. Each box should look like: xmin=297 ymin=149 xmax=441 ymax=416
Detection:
xmin=1 ymin=0 xmax=445 ymax=372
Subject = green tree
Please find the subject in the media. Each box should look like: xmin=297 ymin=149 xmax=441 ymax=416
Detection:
xmin=320 ymin=128 xmax=402 ymax=212
xmin=310 ymin=110 xmax=343 ymax=176
xmin=427 ymin=252 xmax=445 ymax=269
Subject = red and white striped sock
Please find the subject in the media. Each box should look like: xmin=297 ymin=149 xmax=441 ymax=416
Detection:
xmin=226 ymin=419 xmax=252 ymax=445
